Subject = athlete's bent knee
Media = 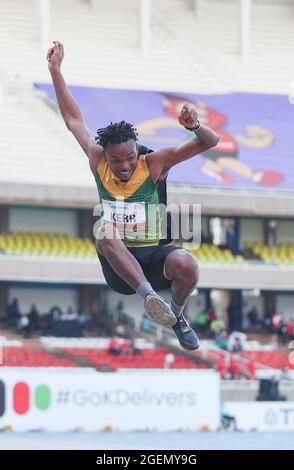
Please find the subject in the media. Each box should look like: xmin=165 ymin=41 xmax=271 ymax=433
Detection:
xmin=172 ymin=253 xmax=199 ymax=285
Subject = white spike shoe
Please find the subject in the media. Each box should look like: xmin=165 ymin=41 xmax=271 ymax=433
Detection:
xmin=144 ymin=294 xmax=177 ymax=327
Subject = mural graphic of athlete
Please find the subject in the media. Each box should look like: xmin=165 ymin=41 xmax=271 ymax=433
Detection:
xmin=161 ymin=94 xmax=284 ymax=187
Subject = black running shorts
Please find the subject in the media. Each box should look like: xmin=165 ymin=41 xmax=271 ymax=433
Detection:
xmin=97 ymin=244 xmax=183 ymax=295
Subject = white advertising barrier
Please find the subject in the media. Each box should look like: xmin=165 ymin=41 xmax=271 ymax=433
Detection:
xmin=225 ymin=401 xmax=294 ymax=431
xmin=0 ymin=368 xmax=220 ymax=431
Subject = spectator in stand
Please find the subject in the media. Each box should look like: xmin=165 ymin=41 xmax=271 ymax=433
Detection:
xmin=194 ymin=311 xmax=209 ymax=334
xmin=247 ymin=306 xmax=259 ymax=331
xmin=286 ymin=319 xmax=294 ymax=341
xmin=140 ymin=313 xmax=154 ymax=333
xmin=113 ymin=301 xmax=135 ymax=328
xmin=50 ymin=306 xmax=62 ymax=321
xmin=228 ymin=331 xmax=246 ymax=351
xmin=207 ymin=309 xmax=217 ymax=323
xmin=227 ymin=299 xmax=240 ymax=333
xmin=121 ymin=339 xmax=132 ymax=357
xmin=210 ymin=318 xmax=226 ymax=338
xmin=21 ymin=304 xmax=41 ymax=338
xmin=38 ymin=305 xmax=59 ymax=335
xmin=16 ymin=314 xmax=29 ymax=336
xmin=264 ymin=314 xmax=273 ymax=333
xmin=215 ymin=330 xmax=228 ymax=350
xmin=108 ymin=337 xmax=122 ymax=356
xmin=113 ymin=300 xmax=125 ymax=323
xmin=78 ymin=311 xmax=89 ymax=330
xmin=28 ymin=304 xmax=40 ymax=331
xmin=230 ymin=337 xmax=243 ymax=354
xmin=130 ymin=338 xmax=141 ymax=356
xmin=61 ymin=306 xmax=79 ymax=321
xmin=114 ymin=323 xmax=128 ymax=338
xmin=280 ymin=320 xmax=290 ymax=345
xmin=272 ymin=313 xmax=283 ymax=333
xmin=6 ymin=298 xmax=21 ymax=326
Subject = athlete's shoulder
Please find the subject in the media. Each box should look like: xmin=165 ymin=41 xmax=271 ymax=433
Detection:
xmin=95 ymin=155 xmax=108 ymax=177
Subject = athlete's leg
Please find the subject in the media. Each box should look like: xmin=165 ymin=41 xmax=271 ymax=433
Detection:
xmin=164 ymin=249 xmax=200 ymax=350
xmin=96 ymin=223 xmax=147 ymax=291
xmin=164 ymin=249 xmax=199 ymax=306
xmin=96 ymin=224 xmax=176 ymax=327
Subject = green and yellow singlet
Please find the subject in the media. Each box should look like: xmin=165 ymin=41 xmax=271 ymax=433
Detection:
xmin=95 ymin=155 xmax=161 ymax=247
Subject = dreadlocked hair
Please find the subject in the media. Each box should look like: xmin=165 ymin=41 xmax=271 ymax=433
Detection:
xmin=95 ymin=121 xmax=138 ymax=149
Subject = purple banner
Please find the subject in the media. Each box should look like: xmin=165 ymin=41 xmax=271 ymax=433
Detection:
xmin=35 ymin=83 xmax=294 ymax=191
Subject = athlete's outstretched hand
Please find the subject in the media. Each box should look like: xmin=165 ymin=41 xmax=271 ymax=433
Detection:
xmin=178 ymin=103 xmax=198 ymax=130
xmin=47 ymin=41 xmax=64 ymax=71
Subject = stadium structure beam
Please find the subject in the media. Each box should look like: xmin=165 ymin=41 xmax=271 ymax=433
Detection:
xmin=139 ymin=0 xmax=151 ymax=56
xmin=2 ymin=181 xmax=294 ymax=217
xmin=1 ymin=255 xmax=293 ymax=290
xmin=0 ymin=284 xmax=8 ymax=319
xmin=0 ymin=206 xmax=9 ymax=234
xmin=240 ymin=0 xmax=251 ymax=64
xmin=38 ymin=0 xmax=50 ymax=52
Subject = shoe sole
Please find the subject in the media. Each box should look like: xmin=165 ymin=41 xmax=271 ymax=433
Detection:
xmin=179 ymin=340 xmax=200 ymax=351
xmin=144 ymin=296 xmax=177 ymax=327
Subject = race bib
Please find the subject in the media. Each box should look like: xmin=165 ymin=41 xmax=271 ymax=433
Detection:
xmin=102 ymin=199 xmax=147 ymax=231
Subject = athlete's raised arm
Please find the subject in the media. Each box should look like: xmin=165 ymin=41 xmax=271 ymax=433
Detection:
xmin=146 ymin=103 xmax=220 ymax=181
xmin=47 ymin=41 xmax=102 ymax=175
